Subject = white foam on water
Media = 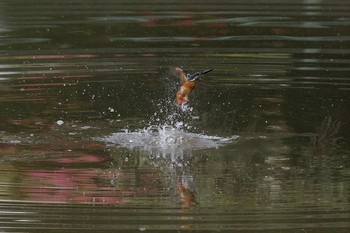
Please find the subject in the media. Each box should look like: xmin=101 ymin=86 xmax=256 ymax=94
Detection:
xmin=99 ymin=124 xmax=238 ymax=158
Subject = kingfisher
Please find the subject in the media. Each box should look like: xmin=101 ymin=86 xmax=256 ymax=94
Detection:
xmin=175 ymin=67 xmax=213 ymax=105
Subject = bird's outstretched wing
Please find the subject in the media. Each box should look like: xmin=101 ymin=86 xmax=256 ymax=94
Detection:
xmin=171 ymin=67 xmax=187 ymax=84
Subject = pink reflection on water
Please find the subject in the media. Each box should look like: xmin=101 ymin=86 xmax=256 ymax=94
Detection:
xmin=26 ymin=168 xmax=128 ymax=204
xmin=113 ymin=53 xmax=125 ymax=58
xmin=56 ymin=154 xmax=105 ymax=164
xmin=32 ymin=54 xmax=97 ymax=59
xmin=21 ymin=152 xmax=164 ymax=205
xmin=175 ymin=20 xmax=195 ymax=27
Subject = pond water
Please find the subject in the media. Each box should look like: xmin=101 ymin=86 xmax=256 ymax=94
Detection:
xmin=0 ymin=0 xmax=350 ymax=232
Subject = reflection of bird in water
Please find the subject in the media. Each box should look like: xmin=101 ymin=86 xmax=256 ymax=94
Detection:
xmin=177 ymin=181 xmax=197 ymax=208
xmin=174 ymin=67 xmax=213 ymax=105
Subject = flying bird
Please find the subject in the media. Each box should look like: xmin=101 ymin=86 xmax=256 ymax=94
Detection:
xmin=174 ymin=67 xmax=213 ymax=105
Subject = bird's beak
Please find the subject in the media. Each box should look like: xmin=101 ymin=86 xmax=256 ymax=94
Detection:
xmin=187 ymin=68 xmax=213 ymax=81
xmin=201 ymin=68 xmax=213 ymax=75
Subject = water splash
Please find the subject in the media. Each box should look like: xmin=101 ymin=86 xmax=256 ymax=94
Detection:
xmin=101 ymin=124 xmax=236 ymax=158
xmin=98 ymin=70 xmax=238 ymax=158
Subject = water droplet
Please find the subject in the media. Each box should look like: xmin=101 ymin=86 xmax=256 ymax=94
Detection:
xmin=56 ymin=120 xmax=64 ymax=125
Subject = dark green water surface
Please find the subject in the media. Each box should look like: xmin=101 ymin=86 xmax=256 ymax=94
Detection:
xmin=0 ymin=0 xmax=350 ymax=232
